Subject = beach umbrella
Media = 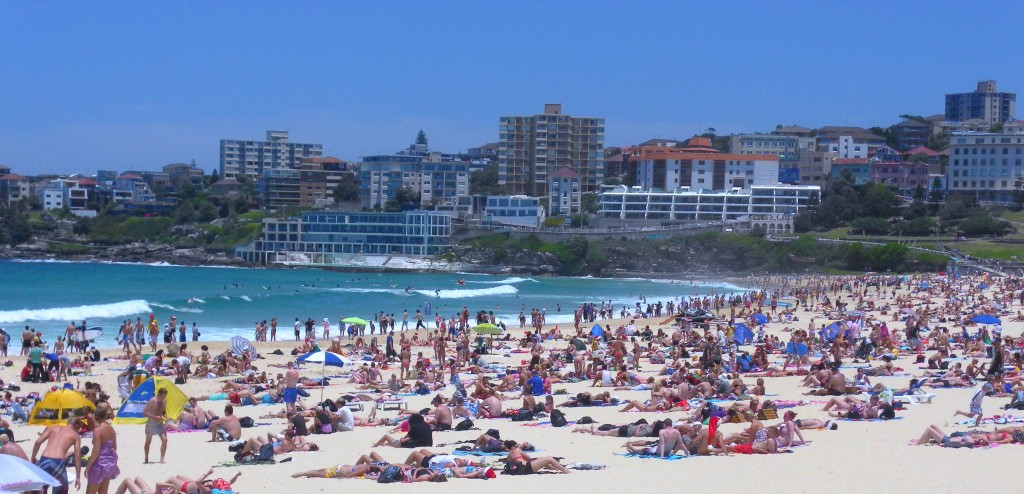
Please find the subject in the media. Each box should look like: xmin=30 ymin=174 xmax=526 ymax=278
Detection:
xmin=474 ymin=323 xmax=502 ymax=335
xmin=341 ymin=317 xmax=368 ymax=326
xmin=590 ymin=324 xmax=603 ymax=337
xmin=229 ymin=335 xmax=257 ymax=357
xmin=28 ymin=389 xmax=95 ymax=426
xmin=298 ymin=351 xmax=351 ymax=400
xmin=0 ymin=455 xmax=62 ymax=492
xmin=972 ymin=314 xmax=1001 ymax=325
xmin=753 ymin=313 xmax=768 ymax=325
xmin=623 ymin=324 xmax=637 ymax=335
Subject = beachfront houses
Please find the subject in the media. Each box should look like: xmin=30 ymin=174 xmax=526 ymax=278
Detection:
xmin=0 ymin=165 xmax=30 ymax=207
xmin=236 ymin=210 xmax=453 ymax=264
xmin=498 ymin=104 xmax=605 ymax=197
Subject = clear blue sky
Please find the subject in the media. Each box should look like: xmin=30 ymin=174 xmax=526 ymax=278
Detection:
xmin=3 ymin=1 xmax=1023 ymax=175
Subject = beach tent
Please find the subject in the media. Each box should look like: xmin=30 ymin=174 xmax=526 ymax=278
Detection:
xmin=732 ymin=323 xmax=754 ymax=345
xmin=28 ymin=389 xmax=95 ymax=426
xmin=114 ymin=376 xmax=189 ymax=424
xmin=590 ymin=324 xmax=603 ymax=337
xmin=753 ymin=313 xmax=768 ymax=325
xmin=820 ymin=321 xmax=847 ymax=342
xmin=972 ymin=314 xmax=1001 ymax=325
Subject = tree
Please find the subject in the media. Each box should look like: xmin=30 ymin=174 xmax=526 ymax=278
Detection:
xmin=581 ymin=193 xmax=599 ymax=214
xmin=861 ymin=183 xmax=900 ymax=218
xmin=469 ymin=163 xmax=506 ymax=196
xmin=415 ymin=130 xmax=428 ymax=148
xmin=927 ymin=177 xmax=945 ymax=204
xmin=1013 ymin=174 xmax=1024 ymax=212
xmin=333 ymin=181 xmax=360 ymax=202
xmin=912 ymin=184 xmax=925 ymax=201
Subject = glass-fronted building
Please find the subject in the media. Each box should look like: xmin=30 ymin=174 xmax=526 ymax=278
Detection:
xmin=236 ymin=210 xmax=452 ymax=264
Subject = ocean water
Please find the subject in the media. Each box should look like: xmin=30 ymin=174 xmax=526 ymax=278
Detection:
xmin=0 ymin=260 xmax=747 ymax=345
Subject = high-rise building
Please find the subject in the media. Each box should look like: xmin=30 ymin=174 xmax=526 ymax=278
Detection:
xmin=945 ymin=80 xmax=1016 ymax=124
xmin=498 ymin=104 xmax=604 ymax=197
xmin=220 ymin=130 xmax=323 ymax=181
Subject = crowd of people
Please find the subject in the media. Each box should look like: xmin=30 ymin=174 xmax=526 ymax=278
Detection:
xmin=3 ymin=271 xmax=1024 ymax=493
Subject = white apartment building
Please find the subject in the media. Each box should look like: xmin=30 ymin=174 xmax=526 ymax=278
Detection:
xmin=220 ymin=130 xmax=323 ymax=181
xmin=947 ymin=132 xmax=1024 ymax=203
xmin=599 ymin=184 xmax=820 ymax=222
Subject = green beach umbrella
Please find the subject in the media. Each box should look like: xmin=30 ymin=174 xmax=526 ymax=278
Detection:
xmin=342 ymin=317 xmax=369 ymax=326
xmin=474 ymin=323 xmax=502 ymax=335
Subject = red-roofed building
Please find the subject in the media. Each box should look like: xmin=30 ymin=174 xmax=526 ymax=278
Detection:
xmin=628 ymin=136 xmax=780 ymax=190
xmin=0 ymin=172 xmax=30 ymax=206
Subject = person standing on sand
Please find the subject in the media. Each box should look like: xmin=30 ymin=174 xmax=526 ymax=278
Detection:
xmin=147 ymin=315 xmax=159 ymax=352
xmin=294 ymin=318 xmax=301 ymax=342
xmin=85 ymin=403 xmax=120 ymax=494
xmin=32 ymin=411 xmax=83 ymax=494
xmin=270 ymin=317 xmax=277 ymax=342
xmin=143 ymin=388 xmax=168 ymax=463
xmin=284 ymin=362 xmax=299 ymax=415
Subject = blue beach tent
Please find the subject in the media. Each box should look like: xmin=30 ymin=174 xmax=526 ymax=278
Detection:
xmin=590 ymin=324 xmax=603 ymax=337
xmin=732 ymin=323 xmax=754 ymax=345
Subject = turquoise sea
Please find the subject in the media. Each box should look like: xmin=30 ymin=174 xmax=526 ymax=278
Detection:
xmin=0 ymin=260 xmax=746 ymax=346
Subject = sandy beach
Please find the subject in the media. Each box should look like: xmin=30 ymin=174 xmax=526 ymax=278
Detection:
xmin=2 ymin=274 xmax=1022 ymax=494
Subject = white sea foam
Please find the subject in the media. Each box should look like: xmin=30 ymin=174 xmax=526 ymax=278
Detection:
xmin=0 ymin=299 xmax=152 ymax=324
xmin=240 ymin=295 xmax=252 ymax=302
xmin=330 ymin=287 xmax=409 ymax=295
xmin=190 ymin=298 xmax=206 ymax=304
xmin=412 ymin=285 xmax=518 ymax=299
xmin=466 ymin=277 xmax=536 ymax=285
xmin=148 ymin=302 xmax=203 ymax=314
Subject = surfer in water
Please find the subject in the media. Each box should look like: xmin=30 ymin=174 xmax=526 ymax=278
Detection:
xmin=435 ymin=289 xmax=441 ymax=297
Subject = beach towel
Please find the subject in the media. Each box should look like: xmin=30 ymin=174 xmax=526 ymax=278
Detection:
xmin=615 ymin=453 xmax=687 ymax=460
xmin=520 ymin=420 xmax=577 ymax=427
xmin=837 ymin=417 xmax=902 ymax=422
xmin=452 ymin=450 xmax=510 ymax=457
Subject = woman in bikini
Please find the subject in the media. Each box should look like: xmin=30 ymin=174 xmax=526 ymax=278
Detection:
xmin=503 ymin=441 xmax=570 ymax=475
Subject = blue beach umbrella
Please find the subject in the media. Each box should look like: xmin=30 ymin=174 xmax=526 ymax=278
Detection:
xmin=753 ymin=313 xmax=768 ymax=325
xmin=590 ymin=324 xmax=603 ymax=337
xmin=298 ymin=351 xmax=352 ymax=400
xmin=971 ymin=314 xmax=1001 ymax=325
xmin=229 ymin=335 xmax=257 ymax=358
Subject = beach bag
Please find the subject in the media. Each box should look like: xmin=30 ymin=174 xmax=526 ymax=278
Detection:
xmin=256 ymin=443 xmax=275 ymax=462
xmin=577 ymin=416 xmax=595 ymax=424
xmin=377 ymin=465 xmax=404 ymax=484
xmin=485 ymin=429 xmax=500 ymax=439
xmin=550 ymin=409 xmax=567 ymax=427
xmin=454 ymin=419 xmax=474 ymax=431
xmin=240 ymin=417 xmax=255 ymax=428
xmin=510 ymin=409 xmax=534 ymax=422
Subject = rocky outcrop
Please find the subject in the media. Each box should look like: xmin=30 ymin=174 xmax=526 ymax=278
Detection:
xmin=0 ymin=241 xmax=252 ymax=267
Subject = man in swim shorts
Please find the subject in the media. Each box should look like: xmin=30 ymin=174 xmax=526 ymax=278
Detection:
xmin=31 ymin=412 xmax=83 ymax=494
xmin=143 ymin=388 xmax=168 ymax=464
xmin=285 ymin=362 xmax=299 ymax=414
